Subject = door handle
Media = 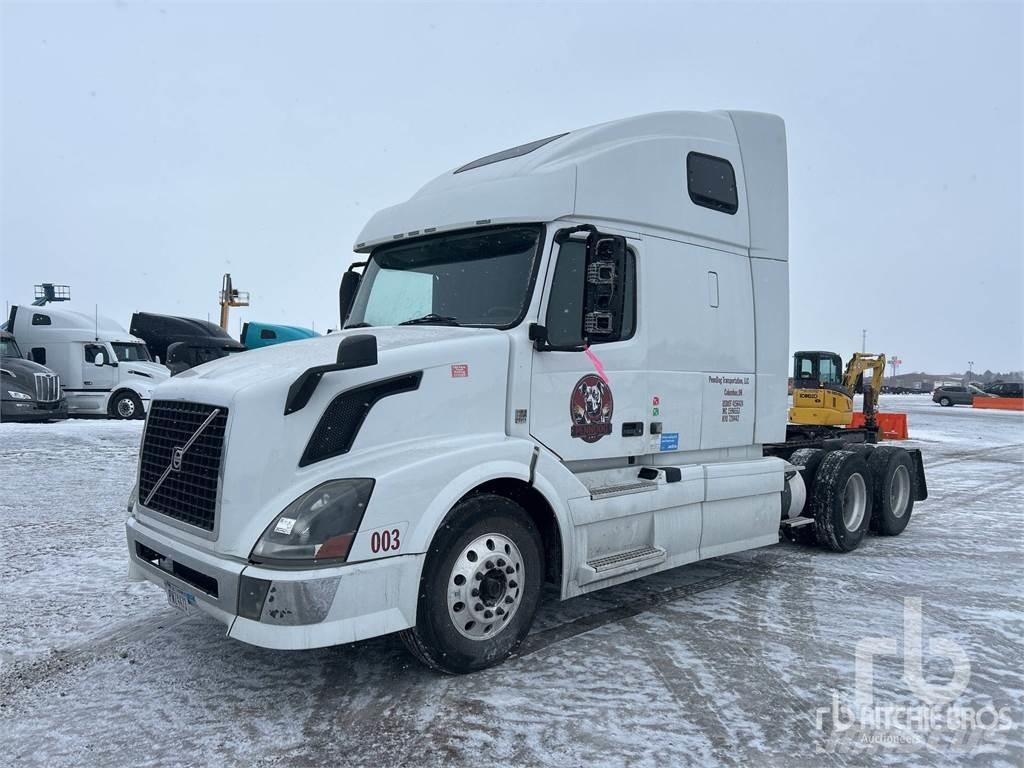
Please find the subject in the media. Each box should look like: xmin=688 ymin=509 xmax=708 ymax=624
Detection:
xmin=621 ymin=422 xmax=644 ymax=437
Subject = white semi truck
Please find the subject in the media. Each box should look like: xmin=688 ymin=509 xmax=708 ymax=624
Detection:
xmin=8 ymin=305 xmax=170 ymax=419
xmin=125 ymin=111 xmax=926 ymax=673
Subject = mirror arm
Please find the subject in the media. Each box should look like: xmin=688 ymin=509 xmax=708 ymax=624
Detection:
xmin=284 ymin=334 xmax=378 ymax=415
xmin=553 ymin=224 xmax=596 ymax=245
xmin=528 ymin=323 xmax=584 ymax=353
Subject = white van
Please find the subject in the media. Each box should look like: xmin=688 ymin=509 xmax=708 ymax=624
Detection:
xmin=125 ymin=111 xmax=925 ymax=673
xmin=8 ymin=305 xmax=170 ymax=418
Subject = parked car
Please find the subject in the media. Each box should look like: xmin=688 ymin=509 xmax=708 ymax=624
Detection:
xmin=983 ymin=382 xmax=1024 ymax=398
xmin=932 ymin=384 xmax=992 ymax=407
xmin=0 ymin=330 xmax=68 ymax=422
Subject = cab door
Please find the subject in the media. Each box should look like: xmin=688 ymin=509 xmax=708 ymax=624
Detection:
xmin=529 ymin=228 xmax=647 ymax=461
xmin=82 ymin=343 xmax=117 ymax=391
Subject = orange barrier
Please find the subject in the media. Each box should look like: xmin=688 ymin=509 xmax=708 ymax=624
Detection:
xmin=973 ymin=397 xmax=1024 ymax=411
xmin=848 ymin=411 xmax=909 ymax=440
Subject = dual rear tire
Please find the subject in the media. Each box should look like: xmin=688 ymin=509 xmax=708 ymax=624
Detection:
xmin=787 ymin=446 xmax=915 ymax=552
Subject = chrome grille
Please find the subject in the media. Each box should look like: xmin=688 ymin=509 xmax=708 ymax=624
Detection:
xmin=33 ymin=372 xmax=61 ymax=402
xmin=139 ymin=401 xmax=228 ymax=532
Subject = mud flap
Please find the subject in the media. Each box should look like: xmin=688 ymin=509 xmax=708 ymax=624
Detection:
xmin=905 ymin=448 xmax=928 ymax=501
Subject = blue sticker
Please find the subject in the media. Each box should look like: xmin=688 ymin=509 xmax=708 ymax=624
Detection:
xmin=660 ymin=432 xmax=679 ymax=451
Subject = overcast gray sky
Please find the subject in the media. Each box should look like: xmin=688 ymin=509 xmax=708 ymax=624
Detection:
xmin=2 ymin=1 xmax=1021 ymax=374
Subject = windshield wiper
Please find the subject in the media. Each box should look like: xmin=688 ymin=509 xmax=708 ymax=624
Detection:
xmin=399 ymin=314 xmax=461 ymax=327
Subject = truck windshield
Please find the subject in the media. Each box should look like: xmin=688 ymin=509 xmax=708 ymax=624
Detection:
xmin=112 ymin=342 xmax=152 ymax=362
xmin=347 ymin=225 xmax=542 ymax=328
xmin=0 ymin=338 xmax=22 ymax=358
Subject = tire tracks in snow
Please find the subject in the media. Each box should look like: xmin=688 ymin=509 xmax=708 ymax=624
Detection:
xmin=0 ymin=608 xmax=194 ymax=704
xmin=517 ymin=553 xmax=801 ymax=658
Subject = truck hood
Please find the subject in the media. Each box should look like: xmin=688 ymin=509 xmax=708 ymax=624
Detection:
xmin=143 ymin=325 xmax=513 ymax=557
xmin=1 ymin=355 xmax=61 ymax=395
xmin=1 ymin=355 xmax=57 ymax=378
xmin=163 ymin=326 xmax=500 ymax=394
xmin=122 ymin=361 xmax=171 ymax=380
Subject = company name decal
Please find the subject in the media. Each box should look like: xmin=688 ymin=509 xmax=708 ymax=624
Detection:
xmin=570 ymin=374 xmax=613 ymax=443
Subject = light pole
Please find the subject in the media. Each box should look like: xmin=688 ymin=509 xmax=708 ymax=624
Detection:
xmin=967 ymin=361 xmax=974 ymax=383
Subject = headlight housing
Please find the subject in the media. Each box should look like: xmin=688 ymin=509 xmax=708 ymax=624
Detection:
xmin=6 ymin=390 xmax=31 ymax=400
xmin=250 ymin=479 xmax=374 ymax=566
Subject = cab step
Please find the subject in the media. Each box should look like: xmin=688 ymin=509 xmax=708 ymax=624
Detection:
xmin=590 ymin=481 xmax=657 ymax=500
xmin=578 ymin=545 xmax=666 ymax=586
xmin=780 ymin=516 xmax=814 ymax=528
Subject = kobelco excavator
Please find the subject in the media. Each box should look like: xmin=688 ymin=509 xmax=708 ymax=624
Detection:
xmin=789 ymin=351 xmax=887 ymax=438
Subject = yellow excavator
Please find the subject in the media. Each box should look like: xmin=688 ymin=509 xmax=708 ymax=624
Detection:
xmin=789 ymin=351 xmax=886 ymax=433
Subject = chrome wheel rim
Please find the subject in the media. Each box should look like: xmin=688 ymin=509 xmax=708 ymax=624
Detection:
xmin=447 ymin=533 xmax=524 ymax=641
xmin=117 ymin=397 xmax=135 ymax=418
xmin=842 ymin=473 xmax=867 ymax=531
xmin=890 ymin=465 xmax=911 ymax=518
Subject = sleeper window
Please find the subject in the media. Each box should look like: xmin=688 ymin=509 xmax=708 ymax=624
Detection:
xmin=687 ymin=152 xmax=738 ymax=214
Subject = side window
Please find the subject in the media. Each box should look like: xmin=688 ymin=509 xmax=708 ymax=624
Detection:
xmin=687 ymin=152 xmax=738 ymax=215
xmin=545 ymin=240 xmax=636 ymax=347
xmin=32 ymin=313 xmax=51 ymax=326
xmin=819 ymin=357 xmax=836 ymax=384
xmin=259 ymin=329 xmax=276 ymax=340
xmin=30 ymin=347 xmax=46 ymax=365
xmin=84 ymin=343 xmax=106 ymax=364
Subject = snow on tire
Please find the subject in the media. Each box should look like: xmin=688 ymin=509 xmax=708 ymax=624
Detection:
xmin=867 ymin=446 xmax=915 ymax=536
xmin=811 ymin=450 xmax=873 ymax=552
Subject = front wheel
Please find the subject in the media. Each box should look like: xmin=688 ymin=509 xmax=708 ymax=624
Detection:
xmin=110 ymin=391 xmax=143 ymax=420
xmin=400 ymin=493 xmax=543 ymax=674
xmin=939 ymin=396 xmax=952 ymax=407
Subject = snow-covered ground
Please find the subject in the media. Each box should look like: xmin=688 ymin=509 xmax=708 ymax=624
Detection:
xmin=1 ymin=395 xmax=1021 ymax=767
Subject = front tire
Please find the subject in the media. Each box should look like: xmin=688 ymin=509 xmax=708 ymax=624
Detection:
xmin=939 ymin=396 xmax=952 ymax=407
xmin=400 ymin=493 xmax=543 ymax=674
xmin=811 ymin=450 xmax=873 ymax=552
xmin=110 ymin=391 xmax=143 ymax=420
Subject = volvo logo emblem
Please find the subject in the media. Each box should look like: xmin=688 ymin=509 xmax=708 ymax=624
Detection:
xmin=143 ymin=407 xmax=222 ymax=507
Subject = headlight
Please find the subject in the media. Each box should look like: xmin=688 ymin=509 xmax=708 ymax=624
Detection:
xmin=6 ymin=390 xmax=31 ymax=400
xmin=250 ymin=479 xmax=374 ymax=566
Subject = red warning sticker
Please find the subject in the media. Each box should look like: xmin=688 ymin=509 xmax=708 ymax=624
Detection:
xmin=451 ymin=364 xmax=469 ymax=378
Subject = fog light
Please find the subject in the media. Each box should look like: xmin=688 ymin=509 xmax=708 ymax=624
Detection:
xmin=238 ymin=575 xmax=272 ymax=620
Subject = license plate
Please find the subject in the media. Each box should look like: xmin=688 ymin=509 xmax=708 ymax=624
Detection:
xmin=165 ymin=582 xmax=195 ymax=613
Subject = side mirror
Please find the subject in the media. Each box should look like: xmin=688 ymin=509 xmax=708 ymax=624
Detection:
xmin=339 ymin=262 xmax=367 ymax=327
xmin=581 ymin=233 xmax=627 ymax=344
xmin=93 ymin=353 xmax=105 ymax=367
